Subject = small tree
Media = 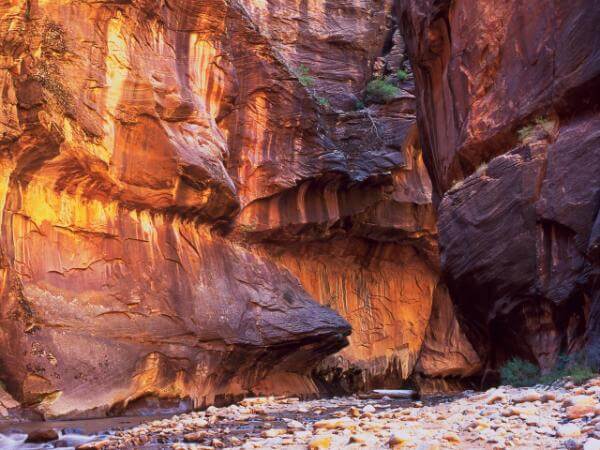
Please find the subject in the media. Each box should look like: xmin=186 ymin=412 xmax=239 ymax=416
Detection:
xmin=500 ymin=358 xmax=540 ymax=387
xmin=365 ymin=79 xmax=399 ymax=104
xmin=294 ymin=64 xmax=314 ymax=88
xmin=315 ymin=96 xmax=330 ymax=107
xmin=500 ymin=353 xmax=596 ymax=387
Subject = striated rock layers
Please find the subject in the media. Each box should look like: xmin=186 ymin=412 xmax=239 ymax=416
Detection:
xmin=399 ymin=0 xmax=600 ymax=373
xmin=0 ymin=0 xmax=479 ymax=417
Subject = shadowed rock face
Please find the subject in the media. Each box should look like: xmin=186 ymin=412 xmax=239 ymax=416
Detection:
xmin=398 ymin=0 xmax=600 ymax=198
xmin=0 ymin=0 xmax=480 ymax=417
xmin=398 ymin=0 xmax=600 ymax=372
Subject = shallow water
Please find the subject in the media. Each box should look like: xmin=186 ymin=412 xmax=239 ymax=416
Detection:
xmin=0 ymin=415 xmax=170 ymax=449
xmin=0 ymin=431 xmax=96 ymax=450
xmin=0 ymin=395 xmax=454 ymax=449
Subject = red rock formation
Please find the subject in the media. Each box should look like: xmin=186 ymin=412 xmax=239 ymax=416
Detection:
xmin=224 ymin=1 xmax=480 ymax=391
xmin=0 ymin=0 xmax=353 ymax=418
xmin=399 ymin=0 xmax=600 ymax=372
xmin=0 ymin=386 xmax=18 ymax=418
xmin=0 ymin=0 xmax=483 ymax=418
xmin=415 ymin=283 xmax=481 ymax=380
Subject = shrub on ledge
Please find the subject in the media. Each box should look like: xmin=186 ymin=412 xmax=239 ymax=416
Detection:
xmin=365 ymin=79 xmax=399 ymax=104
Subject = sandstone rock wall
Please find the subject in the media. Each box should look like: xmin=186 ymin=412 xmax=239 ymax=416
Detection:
xmin=0 ymin=0 xmax=354 ymax=418
xmin=398 ymin=0 xmax=600 ymax=373
xmin=0 ymin=0 xmax=480 ymax=418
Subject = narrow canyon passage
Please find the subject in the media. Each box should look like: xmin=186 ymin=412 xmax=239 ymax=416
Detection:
xmin=0 ymin=0 xmax=599 ymax=448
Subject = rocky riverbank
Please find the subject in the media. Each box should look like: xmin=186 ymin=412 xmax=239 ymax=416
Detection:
xmin=3 ymin=376 xmax=593 ymax=449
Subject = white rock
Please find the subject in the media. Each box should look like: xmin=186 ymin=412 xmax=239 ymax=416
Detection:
xmin=362 ymin=404 xmax=376 ymax=414
xmin=564 ymin=395 xmax=597 ymax=407
xmin=585 ymin=438 xmax=600 ymax=450
xmin=512 ymin=390 xmax=541 ymax=404
xmin=487 ymin=389 xmax=508 ymax=405
xmin=286 ymin=420 xmax=304 ymax=431
xmin=557 ymin=423 xmax=581 ymax=438
xmin=372 ymin=389 xmax=416 ymax=399
xmin=389 ymin=431 xmax=411 ymax=447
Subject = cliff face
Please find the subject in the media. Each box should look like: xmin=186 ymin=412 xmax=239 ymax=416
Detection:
xmin=5 ymin=0 xmax=594 ymax=420
xmin=399 ymin=0 xmax=600 ymax=372
xmin=0 ymin=0 xmax=480 ymax=418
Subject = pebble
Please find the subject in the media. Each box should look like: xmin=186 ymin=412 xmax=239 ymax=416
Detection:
xmin=442 ymin=432 xmax=461 ymax=443
xmin=308 ymin=435 xmax=332 ymax=449
xmin=558 ymin=424 xmax=582 ymax=438
xmin=585 ymin=438 xmax=600 ymax=450
xmin=348 ymin=433 xmax=376 ymax=444
xmin=567 ymin=405 xmax=596 ymax=420
xmin=287 ymin=419 xmax=305 ymax=431
xmin=314 ymin=418 xmax=356 ymax=431
xmin=542 ymin=392 xmax=557 ymax=402
xmin=389 ymin=431 xmax=411 ymax=447
xmin=68 ymin=377 xmax=600 ymax=450
xmin=564 ymin=439 xmax=583 ymax=450
xmin=348 ymin=406 xmax=360 ymax=418
xmin=512 ymin=390 xmax=542 ymax=403
xmin=261 ymin=428 xmax=286 ymax=438
xmin=487 ymin=390 xmax=508 ymax=405
xmin=362 ymin=404 xmax=376 ymax=414
xmin=25 ymin=429 xmax=59 ymax=443
xmin=229 ymin=436 xmax=242 ymax=446
xmin=183 ymin=431 xmax=207 ymax=442
xmin=564 ymin=396 xmax=597 ymax=408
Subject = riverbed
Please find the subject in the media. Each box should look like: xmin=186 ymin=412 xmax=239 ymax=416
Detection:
xmin=2 ymin=379 xmax=600 ymax=449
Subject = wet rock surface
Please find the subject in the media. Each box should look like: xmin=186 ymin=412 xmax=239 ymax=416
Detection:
xmin=0 ymin=376 xmax=591 ymax=449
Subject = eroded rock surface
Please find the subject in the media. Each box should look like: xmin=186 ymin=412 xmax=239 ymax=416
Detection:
xmin=399 ymin=0 xmax=600 ymax=371
xmin=0 ymin=386 xmax=18 ymax=418
xmin=0 ymin=0 xmax=477 ymax=417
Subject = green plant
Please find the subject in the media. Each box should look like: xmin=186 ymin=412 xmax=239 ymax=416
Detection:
xmin=567 ymin=365 xmax=597 ymax=384
xmin=501 ymin=353 xmax=597 ymax=388
xmin=517 ymin=124 xmax=535 ymax=141
xmin=315 ymin=96 xmax=330 ymax=107
xmin=365 ymin=79 xmax=400 ymax=104
xmin=397 ymin=69 xmax=409 ymax=82
xmin=355 ymin=99 xmax=365 ymax=110
xmin=535 ymin=116 xmax=555 ymax=134
xmin=294 ymin=64 xmax=314 ymax=88
xmin=517 ymin=116 xmax=556 ymax=142
xmin=500 ymin=358 xmax=541 ymax=387
xmin=540 ymin=352 xmax=595 ymax=385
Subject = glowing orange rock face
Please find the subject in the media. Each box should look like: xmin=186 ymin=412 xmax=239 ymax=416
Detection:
xmin=0 ymin=0 xmax=477 ymax=417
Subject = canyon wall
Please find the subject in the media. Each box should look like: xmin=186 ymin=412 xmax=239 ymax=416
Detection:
xmin=0 ymin=0 xmax=480 ymax=418
xmin=6 ymin=0 xmax=594 ymax=419
xmin=3 ymin=0 xmax=596 ymax=420
xmin=399 ymin=0 xmax=600 ymax=374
